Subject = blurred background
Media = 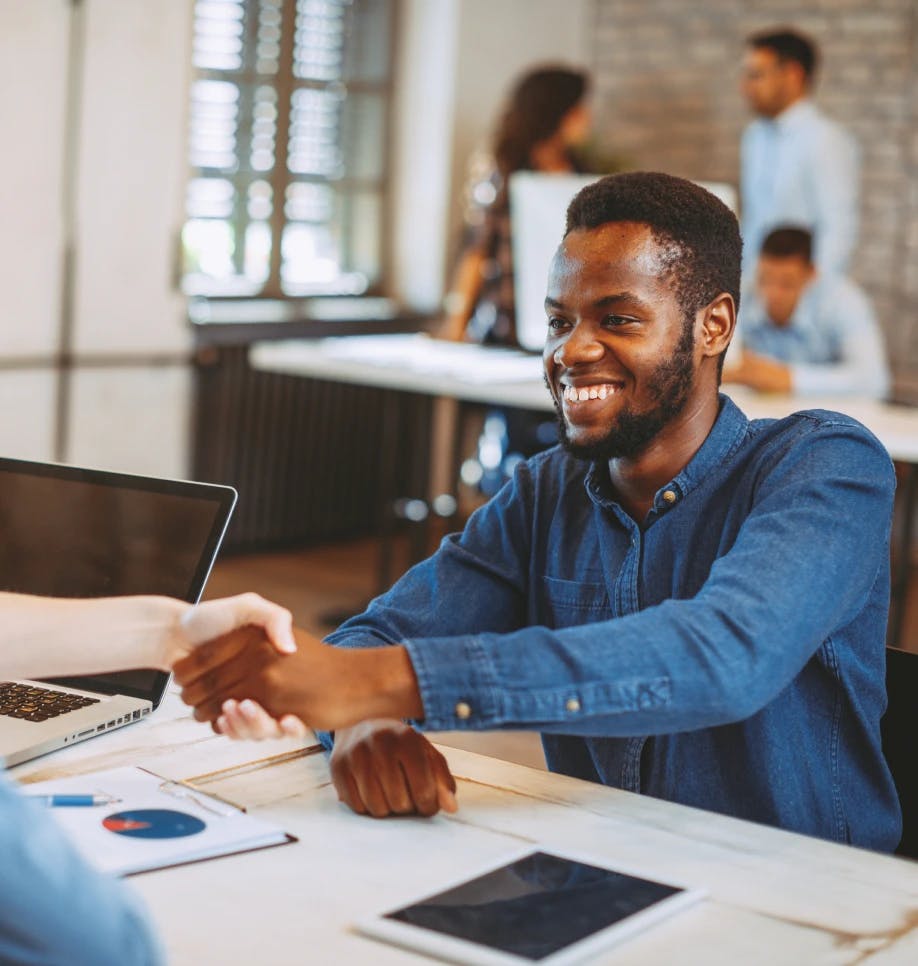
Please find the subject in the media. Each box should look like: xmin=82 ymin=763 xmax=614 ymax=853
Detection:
xmin=0 ymin=0 xmax=918 ymax=761
xmin=1 ymin=1 xmax=916 ymax=689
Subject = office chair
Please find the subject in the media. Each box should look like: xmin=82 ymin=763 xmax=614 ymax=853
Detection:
xmin=881 ymin=646 xmax=918 ymax=860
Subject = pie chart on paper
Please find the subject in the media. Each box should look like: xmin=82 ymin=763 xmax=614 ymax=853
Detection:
xmin=102 ymin=809 xmax=206 ymax=839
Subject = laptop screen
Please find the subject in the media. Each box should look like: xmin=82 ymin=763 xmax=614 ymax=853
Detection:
xmin=0 ymin=458 xmax=236 ymax=703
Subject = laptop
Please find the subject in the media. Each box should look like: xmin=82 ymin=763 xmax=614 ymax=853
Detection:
xmin=0 ymin=457 xmax=236 ymax=767
xmin=509 ymin=172 xmax=739 ymax=352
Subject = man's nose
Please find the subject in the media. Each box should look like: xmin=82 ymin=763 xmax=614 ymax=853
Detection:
xmin=553 ymin=324 xmax=605 ymax=367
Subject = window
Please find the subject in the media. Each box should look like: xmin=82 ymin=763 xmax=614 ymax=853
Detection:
xmin=182 ymin=0 xmax=395 ymax=298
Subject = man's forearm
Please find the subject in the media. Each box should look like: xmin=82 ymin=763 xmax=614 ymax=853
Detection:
xmin=323 ymin=645 xmax=424 ymax=727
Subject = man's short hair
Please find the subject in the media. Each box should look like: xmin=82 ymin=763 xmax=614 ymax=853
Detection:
xmin=747 ymin=28 xmax=818 ymax=82
xmin=760 ymin=226 xmax=813 ymax=263
xmin=564 ymin=171 xmax=742 ymax=324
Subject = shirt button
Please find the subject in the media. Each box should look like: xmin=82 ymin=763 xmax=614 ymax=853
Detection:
xmin=455 ymin=701 xmax=472 ymax=720
xmin=662 ymin=489 xmax=677 ymax=504
xmin=565 ymin=697 xmax=581 ymax=713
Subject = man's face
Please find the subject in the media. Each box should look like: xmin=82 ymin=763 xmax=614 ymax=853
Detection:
xmin=741 ymin=47 xmax=800 ymax=117
xmin=542 ymin=223 xmax=701 ymax=462
xmin=756 ymin=254 xmax=815 ymax=327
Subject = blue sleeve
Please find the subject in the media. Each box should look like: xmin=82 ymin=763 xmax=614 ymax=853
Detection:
xmin=316 ymin=460 xmax=536 ymax=748
xmin=0 ymin=774 xmax=163 ymax=966
xmin=811 ymin=125 xmax=860 ymax=275
xmin=399 ymin=420 xmax=894 ymax=735
xmin=790 ymin=281 xmax=890 ymax=398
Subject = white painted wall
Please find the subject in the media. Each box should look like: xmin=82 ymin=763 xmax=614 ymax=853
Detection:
xmin=0 ymin=0 xmax=193 ymax=476
xmin=74 ymin=0 xmax=192 ymax=356
xmin=389 ymin=0 xmax=460 ymax=314
xmin=0 ymin=1 xmax=68 ymax=361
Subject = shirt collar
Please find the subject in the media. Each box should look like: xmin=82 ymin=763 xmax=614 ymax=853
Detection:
xmin=584 ymin=394 xmax=749 ymax=516
xmin=772 ymin=97 xmax=816 ymax=131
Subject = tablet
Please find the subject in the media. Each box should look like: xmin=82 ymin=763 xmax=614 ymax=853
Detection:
xmin=355 ymin=848 xmax=704 ymax=965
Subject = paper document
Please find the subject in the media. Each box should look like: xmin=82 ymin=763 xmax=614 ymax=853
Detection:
xmin=22 ymin=765 xmax=295 ymax=876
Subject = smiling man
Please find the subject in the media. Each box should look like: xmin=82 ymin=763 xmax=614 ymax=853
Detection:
xmin=176 ymin=173 xmax=900 ymax=851
xmin=740 ymin=29 xmax=859 ymax=276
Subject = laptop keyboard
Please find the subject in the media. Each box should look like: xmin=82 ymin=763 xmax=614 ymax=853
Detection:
xmin=0 ymin=682 xmax=100 ymax=722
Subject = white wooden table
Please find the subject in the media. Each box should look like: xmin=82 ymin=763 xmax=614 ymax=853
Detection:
xmin=250 ymin=334 xmax=918 ymax=462
xmin=250 ymin=333 xmax=918 ymax=645
xmin=11 ymin=691 xmax=918 ymax=964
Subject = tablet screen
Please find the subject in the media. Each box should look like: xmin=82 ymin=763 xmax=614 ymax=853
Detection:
xmin=384 ymin=850 xmax=685 ymax=962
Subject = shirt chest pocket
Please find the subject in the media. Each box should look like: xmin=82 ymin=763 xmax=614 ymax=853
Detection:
xmin=539 ymin=575 xmax=610 ymax=629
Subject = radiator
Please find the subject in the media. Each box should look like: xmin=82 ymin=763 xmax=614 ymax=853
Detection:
xmin=192 ymin=345 xmax=426 ymax=553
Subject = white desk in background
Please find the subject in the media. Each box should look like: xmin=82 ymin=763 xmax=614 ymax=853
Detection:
xmin=250 ymin=333 xmax=918 ymax=645
xmin=10 ymin=691 xmax=918 ymax=964
xmin=250 ymin=333 xmax=918 ymax=459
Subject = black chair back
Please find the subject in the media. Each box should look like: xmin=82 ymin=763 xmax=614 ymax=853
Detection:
xmin=881 ymin=646 xmax=918 ymax=859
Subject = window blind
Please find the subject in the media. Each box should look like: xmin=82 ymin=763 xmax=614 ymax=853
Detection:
xmin=183 ymin=0 xmax=394 ymax=299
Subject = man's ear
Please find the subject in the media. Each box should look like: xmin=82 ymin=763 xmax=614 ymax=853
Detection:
xmin=698 ymin=293 xmax=735 ymax=359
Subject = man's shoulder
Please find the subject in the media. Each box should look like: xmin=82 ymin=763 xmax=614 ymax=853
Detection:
xmin=802 ymin=102 xmax=857 ymax=147
xmin=747 ymin=408 xmax=892 ymax=478
xmin=525 ymin=444 xmax=586 ymax=482
xmin=811 ymin=273 xmax=872 ymax=317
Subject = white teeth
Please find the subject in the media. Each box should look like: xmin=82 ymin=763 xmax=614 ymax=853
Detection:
xmin=562 ymin=384 xmax=620 ymax=402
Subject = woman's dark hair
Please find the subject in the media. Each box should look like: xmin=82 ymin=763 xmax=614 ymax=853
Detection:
xmin=493 ymin=66 xmax=588 ymax=178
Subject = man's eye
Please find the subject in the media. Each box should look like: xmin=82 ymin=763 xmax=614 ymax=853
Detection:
xmin=603 ymin=315 xmax=635 ymax=327
xmin=547 ymin=316 xmax=570 ymax=331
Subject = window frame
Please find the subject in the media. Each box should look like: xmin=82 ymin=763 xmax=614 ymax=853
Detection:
xmin=182 ymin=0 xmax=398 ymax=302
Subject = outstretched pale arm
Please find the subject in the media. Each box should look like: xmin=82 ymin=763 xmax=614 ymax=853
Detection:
xmin=0 ymin=591 xmax=295 ymax=681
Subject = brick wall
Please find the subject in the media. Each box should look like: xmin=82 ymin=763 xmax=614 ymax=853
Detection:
xmin=588 ymin=0 xmax=918 ymax=391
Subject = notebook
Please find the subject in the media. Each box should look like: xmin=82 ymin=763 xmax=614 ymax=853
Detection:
xmin=0 ymin=457 xmax=236 ymax=767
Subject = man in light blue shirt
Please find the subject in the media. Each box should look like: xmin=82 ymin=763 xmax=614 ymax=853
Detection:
xmin=740 ymin=29 xmax=859 ymax=276
xmin=725 ymin=226 xmax=889 ymax=398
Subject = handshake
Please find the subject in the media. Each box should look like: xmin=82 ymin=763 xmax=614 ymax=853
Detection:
xmin=174 ymin=597 xmax=457 ymax=818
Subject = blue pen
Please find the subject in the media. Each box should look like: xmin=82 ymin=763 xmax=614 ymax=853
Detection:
xmin=28 ymin=794 xmax=119 ymax=807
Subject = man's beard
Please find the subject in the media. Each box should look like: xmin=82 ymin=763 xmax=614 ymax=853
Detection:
xmin=553 ymin=326 xmax=696 ymax=462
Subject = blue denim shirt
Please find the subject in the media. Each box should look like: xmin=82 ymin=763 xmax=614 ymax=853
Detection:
xmin=325 ymin=396 xmax=900 ymax=850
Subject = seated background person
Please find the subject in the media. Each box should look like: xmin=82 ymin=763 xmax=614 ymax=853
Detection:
xmin=176 ymin=174 xmax=900 ymax=852
xmin=725 ymin=226 xmax=889 ymax=397
xmin=1 ymin=592 xmax=294 ymax=966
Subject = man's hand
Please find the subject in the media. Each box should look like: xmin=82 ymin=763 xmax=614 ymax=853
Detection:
xmin=330 ymin=719 xmax=458 ymax=818
xmin=722 ymin=350 xmax=793 ymax=393
xmin=173 ymin=627 xmax=423 ymax=732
